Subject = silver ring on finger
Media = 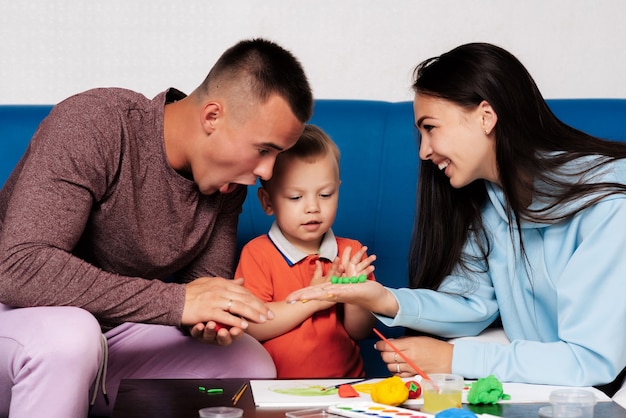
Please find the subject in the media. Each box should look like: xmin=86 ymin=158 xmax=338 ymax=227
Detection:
xmin=227 ymin=299 xmax=232 ymax=311
xmin=396 ymin=362 xmax=401 ymax=374
xmin=394 ymin=353 xmax=398 ymax=363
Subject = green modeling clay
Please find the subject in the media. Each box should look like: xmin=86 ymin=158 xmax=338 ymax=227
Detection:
xmin=330 ymin=275 xmax=367 ymax=284
xmin=467 ymin=375 xmax=510 ymax=404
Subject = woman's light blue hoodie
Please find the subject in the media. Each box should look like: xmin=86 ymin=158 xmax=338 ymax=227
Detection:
xmin=380 ymin=157 xmax=626 ymax=386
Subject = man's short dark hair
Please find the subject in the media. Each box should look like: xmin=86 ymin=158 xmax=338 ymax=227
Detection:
xmin=197 ymin=38 xmax=313 ymax=123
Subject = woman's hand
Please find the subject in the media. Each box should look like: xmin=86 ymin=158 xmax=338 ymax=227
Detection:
xmin=375 ymin=336 xmax=454 ymax=377
xmin=182 ymin=277 xmax=274 ymax=345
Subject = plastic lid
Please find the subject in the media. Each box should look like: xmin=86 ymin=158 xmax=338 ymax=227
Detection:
xmin=198 ymin=406 xmax=244 ymax=418
xmin=549 ymin=389 xmax=597 ymax=406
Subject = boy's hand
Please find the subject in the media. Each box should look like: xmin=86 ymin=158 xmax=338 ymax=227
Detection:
xmin=340 ymin=246 xmax=376 ymax=278
xmin=308 ymin=246 xmax=377 ymax=287
xmin=309 ymin=258 xmax=341 ymax=286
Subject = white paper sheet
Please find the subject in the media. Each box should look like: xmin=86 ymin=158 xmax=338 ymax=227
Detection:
xmin=250 ymin=378 xmax=611 ymax=408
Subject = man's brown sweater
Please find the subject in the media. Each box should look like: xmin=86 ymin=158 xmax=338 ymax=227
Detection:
xmin=0 ymin=88 xmax=246 ymax=330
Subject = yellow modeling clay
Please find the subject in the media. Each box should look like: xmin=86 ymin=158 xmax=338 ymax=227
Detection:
xmin=370 ymin=376 xmax=409 ymax=406
xmin=352 ymin=383 xmax=374 ymax=394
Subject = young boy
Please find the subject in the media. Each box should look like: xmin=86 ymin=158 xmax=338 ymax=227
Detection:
xmin=235 ymin=124 xmax=377 ymax=378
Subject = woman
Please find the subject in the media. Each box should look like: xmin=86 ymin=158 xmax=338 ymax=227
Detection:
xmin=286 ymin=43 xmax=626 ymax=397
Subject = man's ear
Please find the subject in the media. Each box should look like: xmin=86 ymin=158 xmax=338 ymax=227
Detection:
xmin=200 ymin=101 xmax=221 ymax=134
xmin=479 ymin=100 xmax=498 ymax=135
xmin=257 ymin=187 xmax=274 ymax=216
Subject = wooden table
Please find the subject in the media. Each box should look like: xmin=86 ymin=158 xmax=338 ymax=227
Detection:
xmin=111 ymin=379 xmax=626 ymax=418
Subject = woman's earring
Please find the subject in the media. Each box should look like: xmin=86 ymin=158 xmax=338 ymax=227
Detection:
xmin=484 ymin=129 xmax=489 ymax=135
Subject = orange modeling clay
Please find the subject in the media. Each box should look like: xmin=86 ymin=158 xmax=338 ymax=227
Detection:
xmin=337 ymin=384 xmax=360 ymax=398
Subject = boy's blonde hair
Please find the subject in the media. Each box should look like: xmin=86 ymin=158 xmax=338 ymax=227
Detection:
xmin=261 ymin=124 xmax=340 ymax=188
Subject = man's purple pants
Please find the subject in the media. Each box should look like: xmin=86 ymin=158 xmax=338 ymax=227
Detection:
xmin=0 ymin=304 xmax=276 ymax=417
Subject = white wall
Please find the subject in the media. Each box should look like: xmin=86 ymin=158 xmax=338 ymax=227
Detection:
xmin=1 ymin=0 xmax=625 ymax=105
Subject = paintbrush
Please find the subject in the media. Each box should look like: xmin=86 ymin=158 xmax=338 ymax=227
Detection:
xmin=372 ymin=328 xmax=436 ymax=388
xmin=321 ymin=378 xmax=367 ymax=391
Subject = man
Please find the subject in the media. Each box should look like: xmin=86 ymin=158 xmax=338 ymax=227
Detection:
xmin=0 ymin=38 xmax=313 ymax=417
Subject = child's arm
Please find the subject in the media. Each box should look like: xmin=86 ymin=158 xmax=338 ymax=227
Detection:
xmin=338 ymin=245 xmax=378 ymax=340
xmin=246 ymin=298 xmax=334 ymax=341
xmin=245 ymin=260 xmax=336 ymax=341
xmin=343 ymin=301 xmax=377 ymax=340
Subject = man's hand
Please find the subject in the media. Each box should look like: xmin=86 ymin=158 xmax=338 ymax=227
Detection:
xmin=182 ymin=277 xmax=274 ymax=345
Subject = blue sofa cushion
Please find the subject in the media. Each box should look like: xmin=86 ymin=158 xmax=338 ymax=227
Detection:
xmin=2 ymin=98 xmax=626 ymax=377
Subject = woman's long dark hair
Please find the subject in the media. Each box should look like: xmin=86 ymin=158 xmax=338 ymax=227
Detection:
xmin=409 ymin=42 xmax=626 ymax=291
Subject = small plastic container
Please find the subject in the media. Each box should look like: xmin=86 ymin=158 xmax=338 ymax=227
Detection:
xmin=198 ymin=406 xmax=244 ymax=418
xmin=285 ymin=408 xmax=334 ymax=418
xmin=421 ymin=373 xmax=464 ymax=413
xmin=549 ymin=389 xmax=597 ymax=418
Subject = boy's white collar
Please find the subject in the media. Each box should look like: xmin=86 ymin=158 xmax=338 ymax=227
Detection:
xmin=267 ymin=221 xmax=338 ymax=266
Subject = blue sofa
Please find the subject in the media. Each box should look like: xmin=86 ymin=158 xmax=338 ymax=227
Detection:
xmin=2 ymin=99 xmax=626 ymax=378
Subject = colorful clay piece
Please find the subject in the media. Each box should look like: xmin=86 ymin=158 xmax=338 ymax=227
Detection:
xmin=214 ymin=322 xmax=230 ymax=331
xmin=466 ymin=375 xmax=510 ymax=405
xmin=404 ymin=380 xmax=422 ymax=399
xmin=434 ymin=408 xmax=477 ymax=418
xmin=338 ymin=384 xmax=360 ymax=398
xmin=198 ymin=386 xmax=224 ymax=395
xmin=330 ymin=275 xmax=367 ymax=284
xmin=351 ymin=382 xmax=375 ymax=394
xmin=370 ymin=376 xmax=409 ymax=406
